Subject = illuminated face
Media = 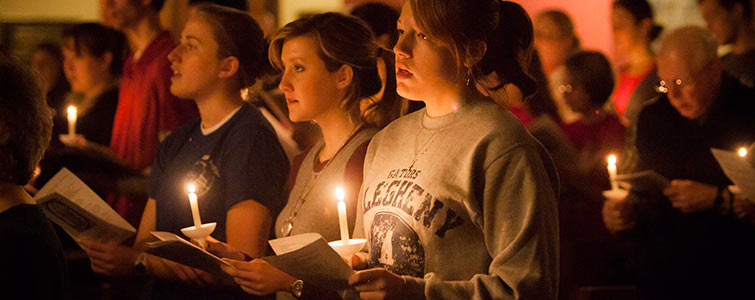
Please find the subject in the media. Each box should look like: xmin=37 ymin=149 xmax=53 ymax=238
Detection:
xmin=62 ymin=39 xmax=111 ymax=97
xmin=560 ymin=71 xmax=592 ymax=114
xmin=699 ymin=0 xmax=738 ymax=45
xmin=168 ymin=16 xmax=226 ymax=101
xmin=393 ymin=0 xmax=464 ymax=102
xmin=657 ymin=53 xmax=718 ymax=120
xmin=277 ymin=35 xmax=344 ymax=123
xmin=534 ymin=15 xmax=573 ymax=74
xmin=611 ymin=6 xmax=646 ymax=63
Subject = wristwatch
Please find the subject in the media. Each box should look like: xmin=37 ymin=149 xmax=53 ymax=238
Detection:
xmin=290 ymin=279 xmax=304 ymax=298
xmin=133 ymin=252 xmax=148 ymax=276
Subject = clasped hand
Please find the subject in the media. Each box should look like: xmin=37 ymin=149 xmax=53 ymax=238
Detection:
xmin=663 ymin=179 xmax=717 ymax=213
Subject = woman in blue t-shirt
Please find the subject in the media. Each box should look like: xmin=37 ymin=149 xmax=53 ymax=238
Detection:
xmin=78 ymin=4 xmax=288 ymax=299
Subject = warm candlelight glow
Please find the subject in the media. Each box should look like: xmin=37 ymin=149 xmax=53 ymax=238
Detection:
xmin=335 ymin=186 xmax=349 ymax=244
xmin=738 ymin=147 xmax=747 ymax=157
xmin=66 ymin=105 xmax=77 ymax=136
xmin=607 ymin=154 xmax=619 ymax=191
xmin=335 ymin=186 xmax=345 ymax=202
xmin=187 ymin=183 xmax=201 ymax=228
xmin=607 ymin=154 xmax=617 ymax=166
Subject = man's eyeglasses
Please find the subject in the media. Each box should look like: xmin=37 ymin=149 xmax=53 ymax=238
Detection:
xmin=557 ymin=83 xmax=573 ymax=94
xmin=656 ymin=78 xmax=695 ymax=94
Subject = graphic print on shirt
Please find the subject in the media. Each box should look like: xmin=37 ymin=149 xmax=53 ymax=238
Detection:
xmin=368 ymin=212 xmax=425 ymax=277
xmin=185 ymin=154 xmax=219 ymax=197
xmin=364 ymin=167 xmax=465 ymax=277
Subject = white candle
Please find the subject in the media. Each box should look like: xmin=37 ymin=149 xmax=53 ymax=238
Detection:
xmin=738 ymin=147 xmax=747 ymax=157
xmin=335 ymin=186 xmax=349 ymax=244
xmin=187 ymin=184 xmax=202 ymax=228
xmin=607 ymin=154 xmax=619 ymax=191
xmin=67 ymin=105 xmax=77 ymax=137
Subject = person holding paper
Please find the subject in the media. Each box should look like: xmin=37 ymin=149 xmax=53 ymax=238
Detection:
xmin=0 ymin=54 xmax=67 ymax=299
xmin=347 ymin=0 xmax=560 ymax=299
xmin=601 ymin=26 xmax=755 ymax=299
xmin=77 ymin=4 xmax=288 ymax=300
xmin=209 ymin=12 xmax=398 ymax=300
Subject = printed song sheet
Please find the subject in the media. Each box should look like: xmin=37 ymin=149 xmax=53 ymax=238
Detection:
xmin=34 ymin=168 xmax=135 ymax=244
xmin=263 ymin=233 xmax=354 ymax=290
xmin=712 ymin=148 xmax=755 ymax=202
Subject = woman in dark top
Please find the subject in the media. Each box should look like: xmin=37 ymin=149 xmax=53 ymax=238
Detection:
xmin=58 ymin=22 xmax=126 ymax=147
xmin=0 ymin=53 xmax=67 ymax=299
xmin=77 ymin=4 xmax=288 ymax=300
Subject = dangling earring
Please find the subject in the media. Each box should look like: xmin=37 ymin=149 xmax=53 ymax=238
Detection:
xmin=465 ymin=68 xmax=473 ymax=86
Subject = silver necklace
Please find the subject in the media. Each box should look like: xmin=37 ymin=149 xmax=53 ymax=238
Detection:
xmin=280 ymin=124 xmax=363 ymax=237
xmin=408 ymin=112 xmax=457 ymax=170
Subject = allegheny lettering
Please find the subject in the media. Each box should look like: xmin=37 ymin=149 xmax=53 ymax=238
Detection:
xmin=364 ymin=173 xmax=464 ymax=238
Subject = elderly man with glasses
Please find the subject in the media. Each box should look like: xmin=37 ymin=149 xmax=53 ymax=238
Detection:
xmin=601 ymin=26 xmax=755 ymax=299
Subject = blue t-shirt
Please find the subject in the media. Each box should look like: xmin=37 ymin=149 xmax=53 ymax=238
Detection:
xmin=147 ymin=103 xmax=288 ymax=299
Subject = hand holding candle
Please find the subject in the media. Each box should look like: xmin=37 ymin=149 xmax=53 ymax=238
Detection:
xmin=67 ymin=105 xmax=77 ymax=137
xmin=607 ymin=154 xmax=619 ymax=191
xmin=187 ymin=183 xmax=202 ymax=228
xmin=335 ymin=186 xmax=349 ymax=244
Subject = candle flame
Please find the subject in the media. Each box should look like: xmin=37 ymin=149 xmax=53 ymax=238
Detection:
xmin=67 ymin=105 xmax=77 ymax=118
xmin=335 ymin=186 xmax=345 ymax=202
xmin=738 ymin=147 xmax=747 ymax=157
xmin=607 ymin=154 xmax=617 ymax=166
xmin=187 ymin=183 xmax=196 ymax=194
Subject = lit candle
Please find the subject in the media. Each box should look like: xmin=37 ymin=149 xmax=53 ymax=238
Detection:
xmin=67 ymin=105 xmax=77 ymax=137
xmin=187 ymin=184 xmax=202 ymax=228
xmin=335 ymin=186 xmax=349 ymax=244
xmin=738 ymin=147 xmax=747 ymax=157
xmin=607 ymin=154 xmax=619 ymax=191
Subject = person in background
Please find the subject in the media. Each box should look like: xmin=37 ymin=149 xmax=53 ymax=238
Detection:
xmin=30 ymin=42 xmax=70 ymax=119
xmin=99 ymin=0 xmax=199 ymax=226
xmin=350 ymin=2 xmax=407 ymax=127
xmin=0 ymin=53 xmax=67 ymax=300
xmin=35 ymin=23 xmax=129 ymax=201
xmin=610 ymin=0 xmax=662 ymax=175
xmin=533 ymin=9 xmax=582 ymax=124
xmin=560 ymin=51 xmax=625 ymax=196
xmin=348 ymin=0 xmax=559 ymax=298
xmin=210 ymin=12 xmax=387 ymax=300
xmin=350 ymin=2 xmax=399 ymax=50
xmin=610 ymin=0 xmax=661 ymax=127
xmin=78 ymin=4 xmax=288 ymax=300
xmin=58 ymin=23 xmax=126 ymax=147
xmin=698 ymin=0 xmax=755 ymax=87
xmin=602 ymin=26 xmax=755 ymax=299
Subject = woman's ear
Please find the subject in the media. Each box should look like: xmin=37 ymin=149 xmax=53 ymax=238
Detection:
xmin=464 ymin=40 xmax=487 ymax=68
xmin=218 ymin=56 xmax=239 ymax=79
xmin=335 ymin=64 xmax=354 ymax=90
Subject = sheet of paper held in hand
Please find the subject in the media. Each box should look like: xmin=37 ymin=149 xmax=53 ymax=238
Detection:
xmin=145 ymin=232 xmax=233 ymax=280
xmin=711 ymin=148 xmax=755 ymax=202
xmin=614 ymin=170 xmax=670 ymax=193
xmin=34 ymin=168 xmax=135 ymax=244
xmin=262 ymin=233 xmax=354 ymax=290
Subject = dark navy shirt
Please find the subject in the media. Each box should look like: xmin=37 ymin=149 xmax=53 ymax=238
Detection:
xmin=148 ymin=103 xmax=288 ymax=299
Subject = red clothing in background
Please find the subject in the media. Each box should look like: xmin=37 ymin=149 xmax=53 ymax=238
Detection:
xmin=108 ymin=31 xmax=197 ymax=226
xmin=110 ymin=31 xmax=198 ymax=171
xmin=613 ymin=66 xmax=654 ymax=117
xmin=563 ymin=112 xmax=625 ymax=188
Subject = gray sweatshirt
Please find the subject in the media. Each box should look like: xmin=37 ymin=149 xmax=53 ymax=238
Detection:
xmin=353 ymin=98 xmax=559 ymax=299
